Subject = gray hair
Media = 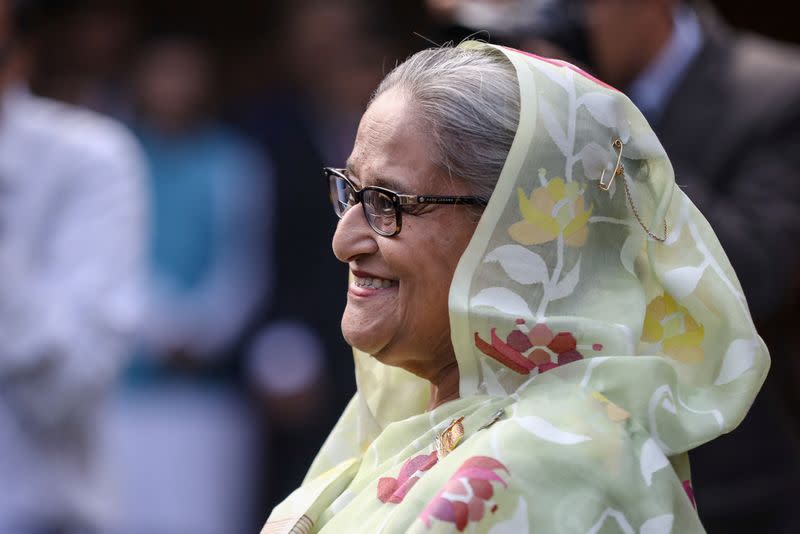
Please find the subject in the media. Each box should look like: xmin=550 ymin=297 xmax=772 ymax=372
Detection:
xmin=373 ymin=43 xmax=520 ymax=200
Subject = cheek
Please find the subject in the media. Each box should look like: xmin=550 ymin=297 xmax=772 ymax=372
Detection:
xmin=397 ymin=215 xmax=477 ymax=325
xmin=406 ymin=268 xmax=452 ymax=341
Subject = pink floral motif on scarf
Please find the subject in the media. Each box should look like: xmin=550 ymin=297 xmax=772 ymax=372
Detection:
xmin=683 ymin=480 xmax=697 ymax=509
xmin=475 ymin=319 xmax=599 ymax=375
xmin=378 ymin=451 xmax=439 ymax=504
xmin=420 ymin=456 xmax=510 ymax=531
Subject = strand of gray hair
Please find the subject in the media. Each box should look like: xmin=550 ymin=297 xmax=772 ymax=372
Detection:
xmin=373 ymin=42 xmax=521 ymax=200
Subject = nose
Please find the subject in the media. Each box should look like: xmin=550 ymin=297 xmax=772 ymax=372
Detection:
xmin=332 ymin=204 xmax=379 ymax=263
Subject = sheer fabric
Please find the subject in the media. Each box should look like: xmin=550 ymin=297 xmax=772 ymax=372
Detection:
xmin=263 ymin=42 xmax=768 ymax=534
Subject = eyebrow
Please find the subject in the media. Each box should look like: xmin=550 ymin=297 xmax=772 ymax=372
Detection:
xmin=344 ymin=161 xmax=407 ymax=192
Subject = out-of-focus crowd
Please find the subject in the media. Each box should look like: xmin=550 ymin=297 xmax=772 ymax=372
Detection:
xmin=0 ymin=0 xmax=798 ymax=533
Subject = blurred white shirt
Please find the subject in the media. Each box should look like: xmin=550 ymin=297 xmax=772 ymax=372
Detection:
xmin=627 ymin=5 xmax=704 ymax=122
xmin=0 ymin=86 xmax=146 ymax=530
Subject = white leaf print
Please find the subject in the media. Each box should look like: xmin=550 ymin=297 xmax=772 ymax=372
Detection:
xmin=485 ymin=244 xmax=550 ymax=285
xmin=676 ymin=395 xmax=724 ymax=429
xmin=620 ymin=233 xmax=642 ymax=275
xmin=472 ymin=287 xmax=533 ymax=318
xmin=531 ymin=60 xmax=573 ymax=92
xmin=515 ymin=416 xmax=591 ymax=445
xmin=578 ymin=142 xmax=618 ymax=196
xmin=586 ymin=509 xmax=635 ymax=534
xmin=640 ymin=514 xmax=674 ymax=534
xmin=640 ymin=438 xmax=669 ymax=486
xmin=661 ymin=264 xmax=705 ymax=299
xmin=647 ymin=386 xmax=675 ymax=455
xmin=540 ymin=97 xmax=570 ymax=157
xmin=580 ymin=357 xmax=608 ymax=388
xmin=714 ymin=338 xmax=757 ymax=386
xmin=488 ymin=497 xmax=529 ymax=534
xmin=625 ymin=128 xmax=664 ymax=160
xmin=549 ymin=256 xmax=582 ymax=301
xmin=480 ymin=360 xmax=508 ymax=397
xmin=664 ymin=196 xmax=690 ymax=246
xmin=580 ymin=92 xmax=630 ymax=142
xmin=578 ymin=142 xmax=611 ymax=178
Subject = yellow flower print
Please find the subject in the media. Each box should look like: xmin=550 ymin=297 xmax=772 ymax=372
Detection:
xmin=591 ymin=391 xmax=630 ymax=423
xmin=508 ymin=174 xmax=592 ymax=247
xmin=642 ymin=293 xmax=704 ymax=363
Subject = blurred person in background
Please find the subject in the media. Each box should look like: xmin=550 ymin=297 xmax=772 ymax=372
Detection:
xmin=0 ymin=0 xmax=146 ymax=532
xmin=100 ymin=35 xmax=274 ymax=534
xmin=426 ymin=1 xmax=800 ymax=532
xmin=27 ymin=0 xmax=138 ymax=121
xmin=233 ymin=0 xmax=403 ymax=506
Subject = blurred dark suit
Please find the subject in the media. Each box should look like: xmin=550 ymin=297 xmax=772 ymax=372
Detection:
xmin=650 ymin=8 xmax=800 ymax=534
xmin=233 ymin=91 xmax=355 ymax=506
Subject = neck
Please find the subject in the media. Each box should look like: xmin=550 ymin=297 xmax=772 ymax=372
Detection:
xmin=1 ymin=49 xmax=27 ymax=96
xmin=0 ymin=60 xmax=13 ymax=94
xmin=633 ymin=10 xmax=676 ymax=86
xmin=607 ymin=7 xmax=676 ymax=89
xmin=427 ymin=360 xmax=460 ymax=411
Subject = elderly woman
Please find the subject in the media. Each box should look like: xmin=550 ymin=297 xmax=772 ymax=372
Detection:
xmin=262 ymin=42 xmax=768 ymax=533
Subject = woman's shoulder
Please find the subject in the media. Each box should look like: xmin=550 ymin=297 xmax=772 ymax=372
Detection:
xmin=394 ymin=392 xmax=702 ymax=533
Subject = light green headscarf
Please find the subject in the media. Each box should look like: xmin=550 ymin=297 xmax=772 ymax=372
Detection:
xmin=263 ymin=42 xmax=768 ymax=534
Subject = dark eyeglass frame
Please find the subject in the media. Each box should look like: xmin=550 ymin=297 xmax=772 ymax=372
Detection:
xmin=325 ymin=167 xmax=488 ymax=237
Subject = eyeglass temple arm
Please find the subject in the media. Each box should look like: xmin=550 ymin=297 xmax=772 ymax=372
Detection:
xmin=397 ymin=194 xmax=488 ymax=206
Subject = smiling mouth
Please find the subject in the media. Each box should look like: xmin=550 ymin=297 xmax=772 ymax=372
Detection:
xmin=353 ymin=275 xmax=397 ymax=289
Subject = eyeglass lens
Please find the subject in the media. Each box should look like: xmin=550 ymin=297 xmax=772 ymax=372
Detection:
xmin=328 ymin=172 xmax=398 ymax=235
xmin=362 ymin=189 xmax=397 ymax=235
xmin=329 ymin=174 xmax=353 ymax=217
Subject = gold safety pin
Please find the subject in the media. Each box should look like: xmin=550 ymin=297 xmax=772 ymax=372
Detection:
xmin=599 ymin=138 xmax=624 ymax=191
xmin=599 ymin=138 xmax=669 ymax=242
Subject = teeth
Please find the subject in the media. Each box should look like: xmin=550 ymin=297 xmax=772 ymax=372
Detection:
xmin=355 ymin=276 xmax=394 ymax=288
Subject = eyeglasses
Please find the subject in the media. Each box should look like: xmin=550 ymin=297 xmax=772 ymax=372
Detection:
xmin=325 ymin=167 xmax=488 ymax=237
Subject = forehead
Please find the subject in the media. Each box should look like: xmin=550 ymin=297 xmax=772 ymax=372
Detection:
xmin=346 ymin=91 xmax=440 ymax=191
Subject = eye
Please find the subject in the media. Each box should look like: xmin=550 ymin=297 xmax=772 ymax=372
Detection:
xmin=363 ymin=189 xmax=394 ymax=214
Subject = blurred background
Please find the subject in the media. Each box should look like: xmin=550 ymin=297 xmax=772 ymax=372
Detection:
xmin=1 ymin=0 xmax=798 ymax=533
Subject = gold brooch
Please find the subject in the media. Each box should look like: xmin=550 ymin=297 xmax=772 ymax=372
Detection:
xmin=435 ymin=416 xmax=465 ymax=460
xmin=599 ymin=138 xmax=625 ymax=191
xmin=477 ymin=409 xmax=506 ymax=432
xmin=599 ymin=138 xmax=668 ymax=242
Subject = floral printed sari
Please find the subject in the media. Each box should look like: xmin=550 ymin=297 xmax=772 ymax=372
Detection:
xmin=262 ymin=42 xmax=768 ymax=534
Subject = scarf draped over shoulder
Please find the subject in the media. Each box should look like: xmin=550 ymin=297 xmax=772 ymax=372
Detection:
xmin=264 ymin=42 xmax=768 ymax=534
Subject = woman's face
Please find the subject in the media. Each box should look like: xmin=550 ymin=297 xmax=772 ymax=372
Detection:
xmin=332 ymin=90 xmax=480 ymax=380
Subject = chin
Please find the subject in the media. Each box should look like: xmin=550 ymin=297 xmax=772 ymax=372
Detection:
xmin=341 ymin=321 xmax=388 ymax=357
xmin=341 ymin=301 xmax=399 ymax=347
xmin=342 ymin=328 xmax=409 ymax=371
